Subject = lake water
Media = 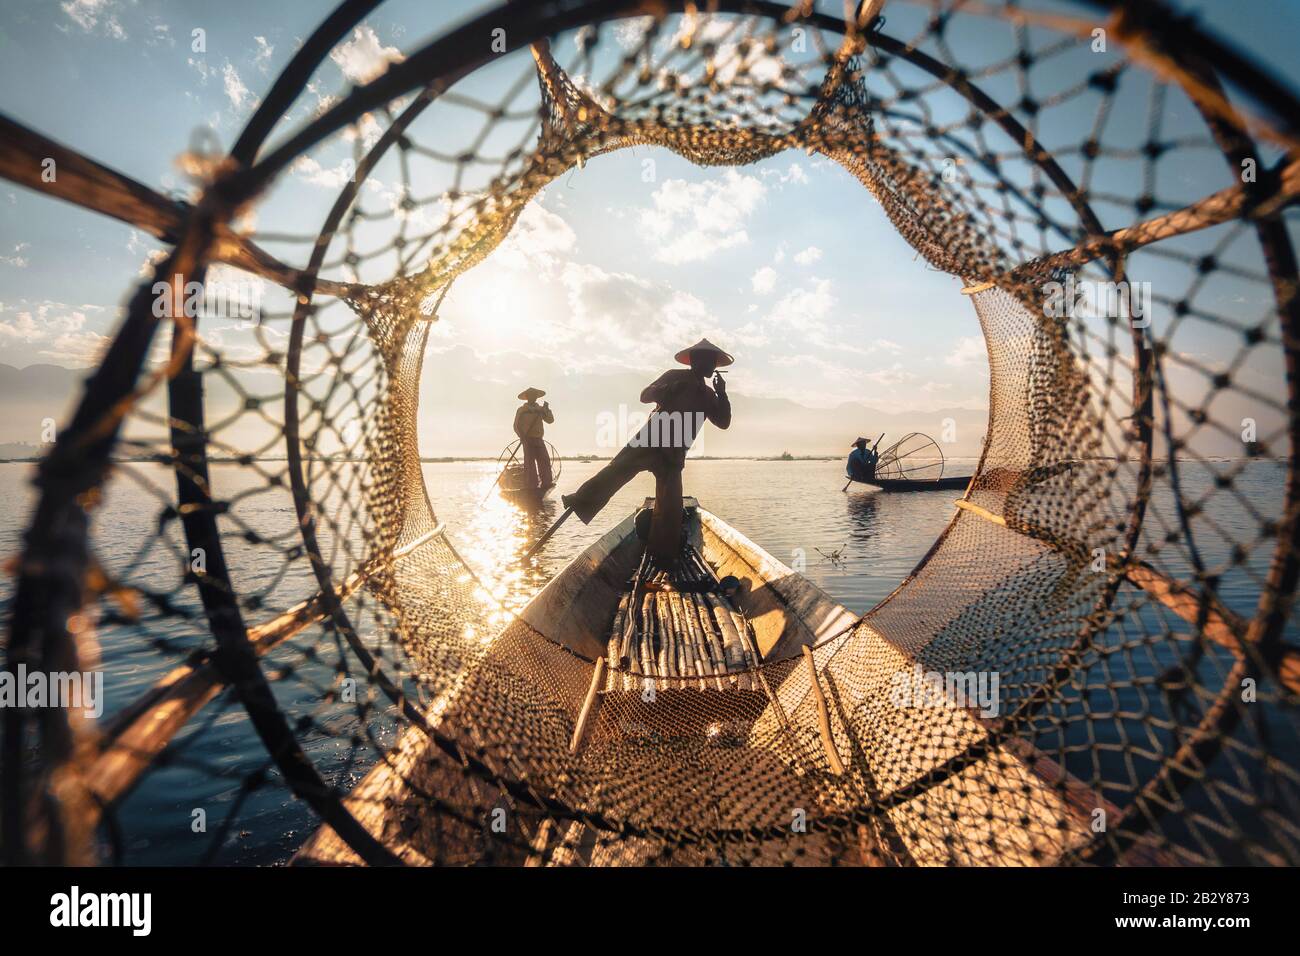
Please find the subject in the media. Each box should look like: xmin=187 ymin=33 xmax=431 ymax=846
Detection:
xmin=425 ymin=457 xmax=980 ymax=618
xmin=0 ymin=457 xmax=1289 ymax=863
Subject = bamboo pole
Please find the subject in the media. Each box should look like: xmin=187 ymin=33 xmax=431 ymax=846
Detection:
xmin=619 ymin=549 xmax=651 ymax=667
xmin=608 ymin=593 xmax=630 ymax=687
xmin=802 ymin=645 xmax=845 ymax=775
xmin=569 ymin=657 xmax=606 ymax=755
xmin=685 ymin=594 xmax=724 ymax=690
xmin=640 ymin=594 xmax=657 ymax=679
xmin=729 ymin=608 xmax=758 ymax=670
xmin=670 ymin=598 xmax=691 ymax=681
xmin=655 ymin=597 xmax=673 ymax=677
xmin=666 ymin=593 xmax=696 ymax=689
xmin=481 ymin=441 xmax=521 ymax=504
xmin=669 ymin=592 xmax=687 ymax=681
xmin=693 ymin=596 xmax=731 ymax=690
xmin=706 ymin=593 xmax=749 ymax=689
xmin=693 ymin=607 xmax=712 ymax=688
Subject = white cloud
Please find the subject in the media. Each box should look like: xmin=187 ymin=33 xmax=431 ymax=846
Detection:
xmin=126 ymin=230 xmax=150 ymax=256
xmin=61 ymin=0 xmax=126 ymax=39
xmin=945 ymin=336 xmax=986 ymax=367
xmin=222 ymin=62 xmax=255 ymax=111
xmin=40 ymin=330 xmax=110 ymax=366
xmin=561 ymin=263 xmax=661 ymax=333
xmin=304 ymin=79 xmax=339 ymax=118
xmin=331 ymin=25 xmax=405 ymax=85
xmin=290 ymin=155 xmax=357 ymax=190
xmin=253 ymin=36 xmax=274 ymax=70
xmin=147 ymin=19 xmax=171 ymax=47
xmin=751 ymin=266 xmax=777 ymax=295
xmin=782 ymin=163 xmax=808 ymax=185
xmin=137 ymin=248 xmax=169 ymax=278
xmin=491 ymin=202 xmax=577 ymax=275
xmin=767 ymin=278 xmax=835 ymax=333
xmin=728 ymin=322 xmax=771 ymax=348
xmin=793 ymin=246 xmax=822 ymax=266
xmin=763 ymin=162 xmax=809 ymax=186
xmin=1 ymin=243 xmax=30 ymax=268
xmin=342 ymin=112 xmax=384 ymax=151
xmin=0 ymin=302 xmax=109 ymax=366
xmin=636 ymin=170 xmax=766 ymax=264
xmin=770 ymin=354 xmax=859 ymax=390
xmin=0 ymin=311 xmax=42 ymax=343
xmin=862 ymin=363 xmax=916 ymax=387
xmin=559 ymin=261 xmax=715 ymax=354
xmin=187 ymin=57 xmax=211 ymax=86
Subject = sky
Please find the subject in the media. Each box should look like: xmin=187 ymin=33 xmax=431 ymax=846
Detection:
xmin=0 ymin=0 xmax=1297 ymax=457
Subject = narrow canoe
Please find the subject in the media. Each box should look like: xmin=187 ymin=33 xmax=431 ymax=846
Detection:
xmin=847 ymin=473 xmax=973 ymax=492
xmin=499 ymin=462 xmax=554 ymax=501
xmin=500 ymin=483 xmax=553 ymax=505
xmin=295 ymin=496 xmax=857 ymax=865
xmin=294 ymin=496 xmax=1140 ymax=866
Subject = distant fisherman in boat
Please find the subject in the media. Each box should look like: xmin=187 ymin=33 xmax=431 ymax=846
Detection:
xmin=514 ymin=387 xmax=555 ymax=491
xmin=847 ymin=436 xmax=880 ymax=483
xmin=563 ymin=338 xmax=732 ymax=560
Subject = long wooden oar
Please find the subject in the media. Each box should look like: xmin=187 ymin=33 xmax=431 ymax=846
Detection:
xmin=521 ymin=507 xmax=572 ymax=562
xmin=481 ymin=440 xmax=521 ymax=504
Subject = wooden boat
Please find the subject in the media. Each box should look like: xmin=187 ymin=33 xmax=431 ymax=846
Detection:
xmin=845 ymin=431 xmax=971 ymax=492
xmin=846 ymin=473 xmax=973 ymax=492
xmin=295 ymin=496 xmax=1145 ymax=867
xmin=492 ymin=440 xmax=560 ymax=503
xmin=296 ymin=496 xmax=857 ymax=865
xmin=499 ymin=462 xmax=554 ymax=503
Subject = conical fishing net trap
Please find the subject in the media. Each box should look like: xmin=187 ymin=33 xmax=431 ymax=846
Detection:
xmin=3 ymin=0 xmax=1299 ymax=866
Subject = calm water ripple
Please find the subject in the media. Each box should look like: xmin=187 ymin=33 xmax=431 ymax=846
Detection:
xmin=0 ymin=458 xmax=1289 ymax=863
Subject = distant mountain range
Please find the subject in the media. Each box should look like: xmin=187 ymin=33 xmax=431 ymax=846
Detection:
xmin=0 ymin=358 xmax=991 ymax=459
xmin=8 ymin=356 xmax=1279 ymax=461
xmin=0 ymin=364 xmax=88 ymax=447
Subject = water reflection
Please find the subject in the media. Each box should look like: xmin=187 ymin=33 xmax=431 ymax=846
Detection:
xmin=0 ymin=457 xmax=1287 ymax=864
xmin=429 ymin=459 xmax=977 ymax=617
xmin=844 ymin=488 xmax=880 ymax=543
xmin=455 ymin=473 xmax=565 ymax=617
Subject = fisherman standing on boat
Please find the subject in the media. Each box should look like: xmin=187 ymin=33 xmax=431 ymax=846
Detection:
xmin=847 ymin=436 xmax=880 ymax=483
xmin=562 ymin=339 xmax=732 ymax=560
xmin=514 ymin=387 xmax=555 ymax=491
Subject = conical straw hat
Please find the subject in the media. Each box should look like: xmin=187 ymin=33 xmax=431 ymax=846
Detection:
xmin=674 ymin=338 xmax=734 ymax=367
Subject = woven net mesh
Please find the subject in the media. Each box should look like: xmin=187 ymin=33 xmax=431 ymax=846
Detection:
xmin=3 ymin=0 xmax=1299 ymax=866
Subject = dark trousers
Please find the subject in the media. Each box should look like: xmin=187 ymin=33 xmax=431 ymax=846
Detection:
xmin=567 ymin=445 xmax=683 ymax=559
xmin=521 ymin=437 xmax=552 ymax=490
xmin=848 ymin=460 xmax=876 ymax=483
